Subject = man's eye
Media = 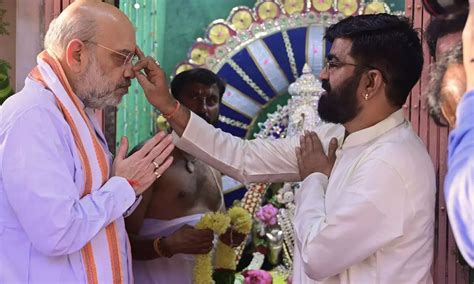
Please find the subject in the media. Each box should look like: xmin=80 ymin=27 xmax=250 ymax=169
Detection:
xmin=208 ymin=97 xmax=218 ymax=105
xmin=113 ymin=54 xmax=125 ymax=65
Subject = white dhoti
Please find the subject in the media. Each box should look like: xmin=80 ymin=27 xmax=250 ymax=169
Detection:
xmin=133 ymin=214 xmax=204 ymax=284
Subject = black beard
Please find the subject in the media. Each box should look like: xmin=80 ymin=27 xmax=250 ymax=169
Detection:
xmin=318 ymin=74 xmax=362 ymax=124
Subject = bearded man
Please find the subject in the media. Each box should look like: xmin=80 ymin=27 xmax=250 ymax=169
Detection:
xmin=0 ymin=1 xmax=174 ymax=282
xmin=132 ymin=13 xmax=436 ymax=283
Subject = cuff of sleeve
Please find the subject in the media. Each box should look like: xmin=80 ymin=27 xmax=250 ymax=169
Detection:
xmin=123 ymin=195 xmax=143 ymax=217
xmin=295 ymin=172 xmax=328 ymax=202
xmin=304 ymin=172 xmax=329 ymax=187
xmin=106 ymin=176 xmax=136 ymax=215
xmin=172 ymin=112 xmax=206 ymax=149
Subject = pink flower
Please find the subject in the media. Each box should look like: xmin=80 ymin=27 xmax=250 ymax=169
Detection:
xmin=255 ymin=204 xmax=278 ymax=226
xmin=242 ymin=269 xmax=272 ymax=284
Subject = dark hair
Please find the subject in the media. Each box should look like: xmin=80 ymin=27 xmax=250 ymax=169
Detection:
xmin=424 ymin=10 xmax=468 ymax=59
xmin=422 ymin=0 xmax=468 ymax=16
xmin=170 ymin=68 xmax=226 ymax=102
xmin=426 ymin=42 xmax=463 ymax=126
xmin=325 ymin=14 xmax=424 ymax=108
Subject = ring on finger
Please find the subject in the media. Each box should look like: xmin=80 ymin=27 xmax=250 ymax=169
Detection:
xmin=153 ymin=161 xmax=159 ymax=169
xmin=154 ymin=170 xmax=161 ymax=179
xmin=155 ymin=60 xmax=161 ymax=67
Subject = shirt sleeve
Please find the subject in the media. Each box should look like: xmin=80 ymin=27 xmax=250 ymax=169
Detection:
xmin=1 ymin=107 xmax=136 ymax=256
xmin=173 ymin=112 xmax=345 ymax=184
xmin=445 ymin=90 xmax=474 ymax=267
xmin=293 ymin=159 xmax=406 ymax=280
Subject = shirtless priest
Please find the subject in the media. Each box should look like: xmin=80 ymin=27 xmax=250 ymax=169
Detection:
xmin=125 ymin=68 xmax=243 ymax=283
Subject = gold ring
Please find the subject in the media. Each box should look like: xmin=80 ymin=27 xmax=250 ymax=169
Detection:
xmin=152 ymin=161 xmax=159 ymax=169
xmin=154 ymin=171 xmax=161 ymax=179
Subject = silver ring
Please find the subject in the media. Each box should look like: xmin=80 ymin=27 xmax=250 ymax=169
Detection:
xmin=155 ymin=60 xmax=161 ymax=67
xmin=152 ymin=161 xmax=159 ymax=169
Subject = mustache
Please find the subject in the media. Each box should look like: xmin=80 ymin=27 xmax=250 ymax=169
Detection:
xmin=321 ymin=79 xmax=331 ymax=93
xmin=118 ymin=80 xmax=131 ymax=89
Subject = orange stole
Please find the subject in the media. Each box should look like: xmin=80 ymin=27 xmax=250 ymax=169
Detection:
xmin=29 ymin=51 xmax=124 ymax=284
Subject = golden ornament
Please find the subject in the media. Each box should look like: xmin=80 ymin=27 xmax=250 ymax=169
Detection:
xmin=231 ymin=10 xmax=253 ymax=30
xmin=364 ymin=1 xmax=386 ymax=14
xmin=337 ymin=0 xmax=358 ymax=16
xmin=175 ymin=63 xmax=194 ymax=75
xmin=257 ymin=1 xmax=279 ymax=20
xmin=190 ymin=47 xmax=210 ymax=65
xmin=283 ymin=0 xmax=305 ymax=14
xmin=208 ymin=24 xmax=231 ymax=45
xmin=312 ymin=0 xmax=333 ymax=12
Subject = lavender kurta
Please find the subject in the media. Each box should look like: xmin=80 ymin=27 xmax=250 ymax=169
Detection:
xmin=0 ymin=79 xmax=136 ymax=283
xmin=445 ymin=89 xmax=474 ymax=267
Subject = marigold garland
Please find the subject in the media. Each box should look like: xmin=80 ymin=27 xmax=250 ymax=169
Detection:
xmin=193 ymin=207 xmax=252 ymax=283
xmin=193 ymin=212 xmax=230 ymax=284
xmin=215 ymin=206 xmax=253 ymax=270
xmin=228 ymin=206 xmax=253 ymax=234
xmin=215 ymin=240 xmax=238 ymax=270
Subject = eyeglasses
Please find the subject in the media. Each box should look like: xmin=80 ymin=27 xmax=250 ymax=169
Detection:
xmin=85 ymin=41 xmax=138 ymax=66
xmin=324 ymin=59 xmax=387 ymax=82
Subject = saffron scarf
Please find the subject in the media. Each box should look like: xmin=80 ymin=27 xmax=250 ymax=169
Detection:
xmin=29 ymin=51 xmax=125 ymax=284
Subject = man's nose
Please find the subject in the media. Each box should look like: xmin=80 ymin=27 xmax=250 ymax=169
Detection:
xmin=198 ymin=99 xmax=211 ymax=113
xmin=319 ymin=67 xmax=329 ymax=81
xmin=123 ymin=64 xmax=136 ymax=79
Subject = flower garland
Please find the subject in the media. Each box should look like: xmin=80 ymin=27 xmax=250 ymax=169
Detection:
xmin=235 ymin=183 xmax=269 ymax=261
xmin=193 ymin=212 xmax=230 ymax=284
xmin=215 ymin=207 xmax=253 ymax=270
xmin=193 ymin=207 xmax=252 ymax=283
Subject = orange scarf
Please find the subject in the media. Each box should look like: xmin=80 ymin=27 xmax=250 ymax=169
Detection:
xmin=29 ymin=51 xmax=125 ymax=284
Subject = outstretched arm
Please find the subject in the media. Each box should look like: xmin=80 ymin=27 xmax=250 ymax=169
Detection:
xmin=132 ymin=48 xmax=345 ymax=184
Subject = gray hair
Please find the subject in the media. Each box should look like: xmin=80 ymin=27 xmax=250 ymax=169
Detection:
xmin=44 ymin=9 xmax=97 ymax=57
xmin=426 ymin=42 xmax=463 ymax=126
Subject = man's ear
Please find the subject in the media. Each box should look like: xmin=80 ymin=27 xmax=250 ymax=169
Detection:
xmin=363 ymin=69 xmax=385 ymax=100
xmin=65 ymin=39 xmax=88 ymax=73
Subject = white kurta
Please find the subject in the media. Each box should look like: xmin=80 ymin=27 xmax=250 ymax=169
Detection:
xmin=0 ymin=80 xmax=136 ymax=283
xmin=173 ymin=110 xmax=435 ymax=283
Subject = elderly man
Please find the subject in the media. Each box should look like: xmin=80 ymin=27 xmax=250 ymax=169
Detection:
xmin=0 ymin=1 xmax=174 ymax=283
xmin=443 ymin=1 xmax=474 ymax=267
xmin=134 ymin=14 xmax=436 ymax=283
xmin=426 ymin=43 xmax=474 ymax=268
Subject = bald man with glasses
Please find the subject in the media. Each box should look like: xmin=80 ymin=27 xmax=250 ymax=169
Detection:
xmin=0 ymin=1 xmax=174 ymax=283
